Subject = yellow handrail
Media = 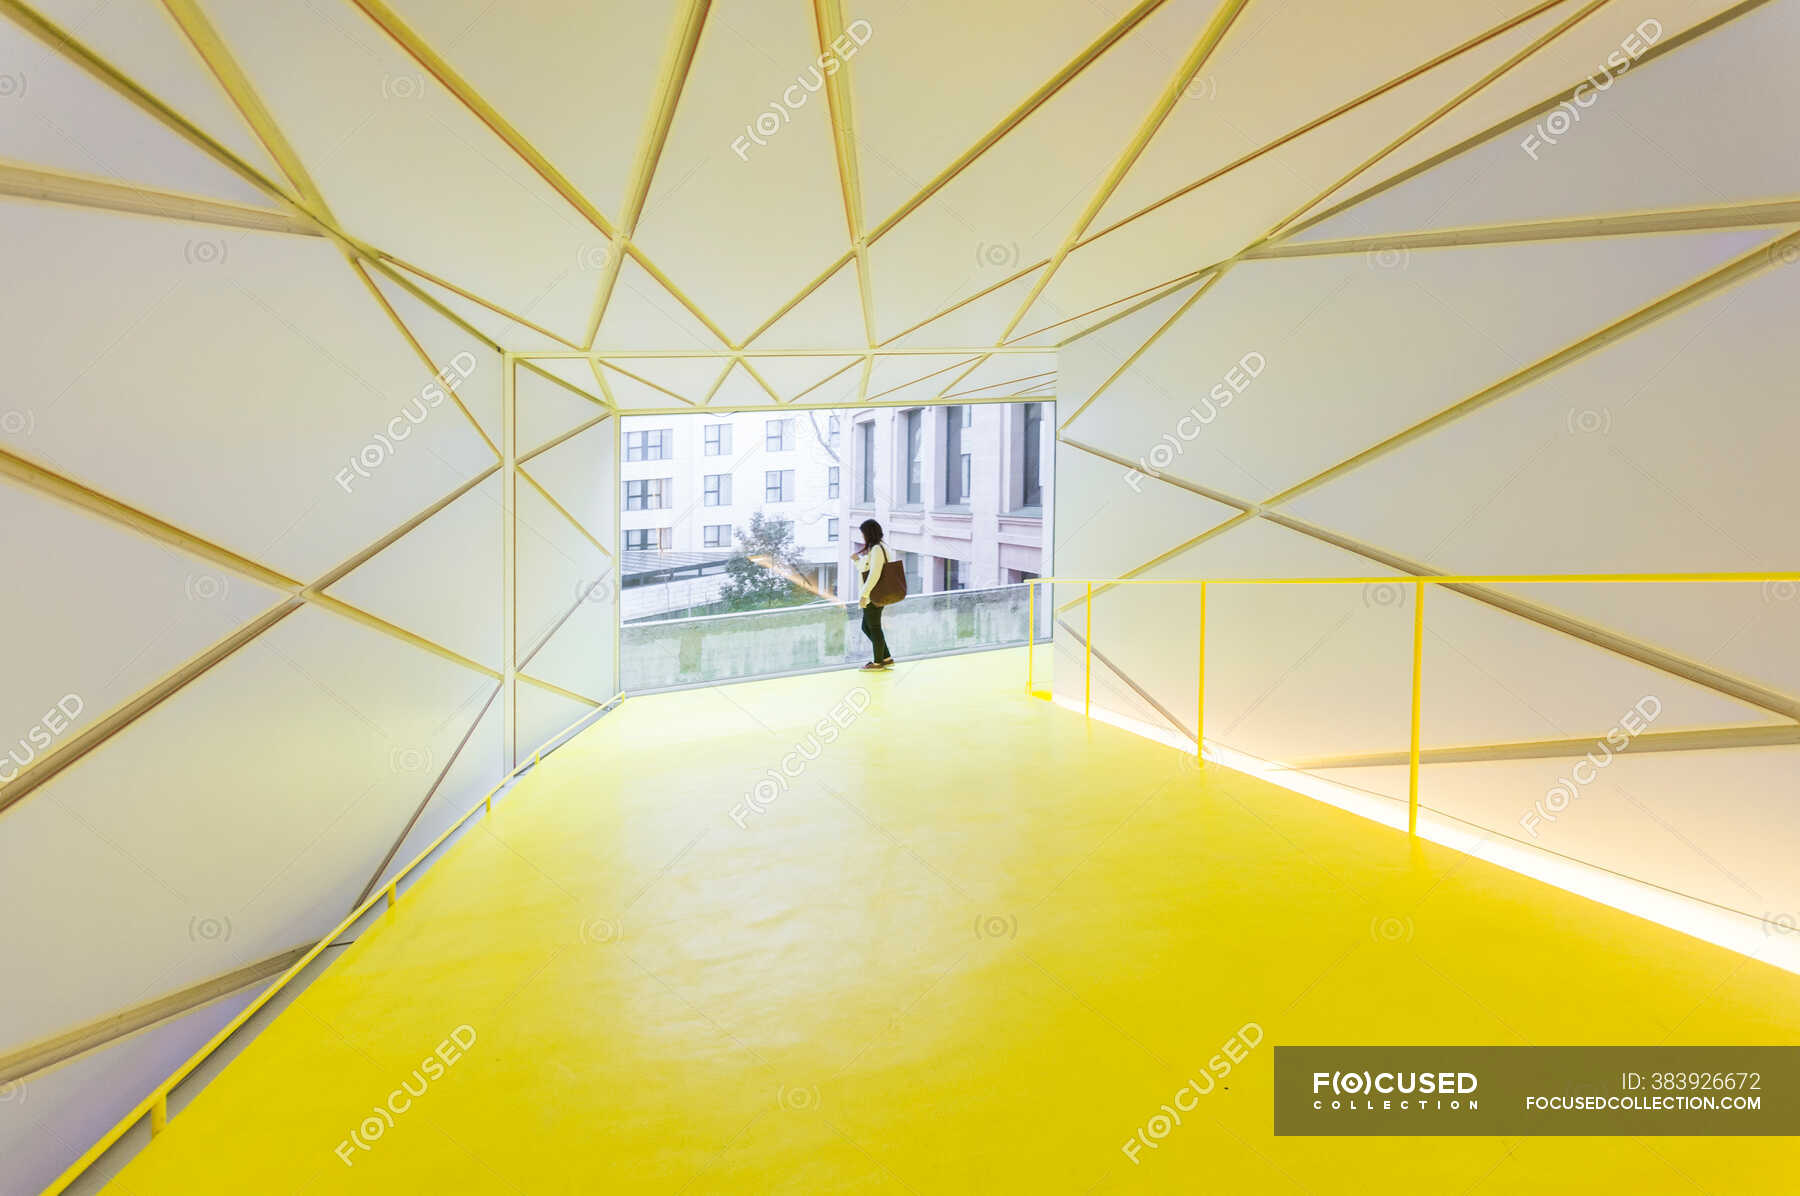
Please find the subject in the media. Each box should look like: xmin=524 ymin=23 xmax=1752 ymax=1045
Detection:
xmin=1024 ymin=571 xmax=1800 ymax=837
xmin=41 ymin=691 xmax=626 ymax=1195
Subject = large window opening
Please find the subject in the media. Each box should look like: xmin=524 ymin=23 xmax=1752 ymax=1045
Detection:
xmin=618 ymin=400 xmax=1055 ymax=691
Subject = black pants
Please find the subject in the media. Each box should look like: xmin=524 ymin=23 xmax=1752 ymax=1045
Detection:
xmin=861 ymin=604 xmax=891 ymax=663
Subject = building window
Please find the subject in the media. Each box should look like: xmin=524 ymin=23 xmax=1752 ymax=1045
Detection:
xmin=903 ymin=408 xmax=923 ymax=505
xmin=828 ymin=466 xmax=840 ymax=499
xmin=827 ymin=518 xmax=839 ymax=542
xmin=765 ymin=469 xmax=795 ymax=503
xmin=828 ymin=414 xmax=841 ymax=444
xmin=704 ymin=424 xmax=732 ymax=456
xmin=943 ymin=406 xmax=971 ymax=506
xmin=704 ymin=473 xmax=732 ymax=507
xmin=1021 ymin=402 xmax=1043 ymax=509
xmin=765 ymin=417 xmax=795 ymax=452
xmin=704 ymin=523 xmax=732 ymax=548
xmin=856 ymin=421 xmax=875 ymax=504
xmin=902 ymin=550 xmax=922 ymax=595
xmin=624 ymin=478 xmax=670 ymax=511
xmin=625 ymin=428 xmax=672 ymax=461
xmin=942 ymin=558 xmax=965 ymax=591
xmin=624 ymin=527 xmax=671 ymax=552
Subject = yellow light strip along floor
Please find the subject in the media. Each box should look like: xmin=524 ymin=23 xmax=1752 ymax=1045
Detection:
xmin=108 ymin=650 xmax=1800 ymax=1194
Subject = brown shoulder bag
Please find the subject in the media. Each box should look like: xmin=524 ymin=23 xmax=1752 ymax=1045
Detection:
xmin=869 ymin=546 xmax=907 ymax=606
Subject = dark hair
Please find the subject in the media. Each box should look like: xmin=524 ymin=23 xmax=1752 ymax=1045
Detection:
xmin=859 ymin=519 xmax=883 ymax=549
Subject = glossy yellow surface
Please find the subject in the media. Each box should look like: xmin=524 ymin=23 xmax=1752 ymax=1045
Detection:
xmin=109 ymin=649 xmax=1800 ymax=1193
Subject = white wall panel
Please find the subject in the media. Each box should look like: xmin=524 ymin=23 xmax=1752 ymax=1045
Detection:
xmin=0 ymin=483 xmax=286 ymax=761
xmin=367 ymin=269 xmax=507 ymax=451
xmin=517 ymin=365 xmax=605 ymax=457
xmin=515 ymin=484 xmax=607 ymax=685
xmin=0 ymin=986 xmax=259 ymax=1196
xmin=324 ymin=475 xmax=504 ymax=672
xmin=374 ymin=687 xmax=506 ymax=895
xmin=0 ymin=200 xmax=495 ymax=581
xmin=1364 ymin=746 xmax=1800 ymax=921
xmin=515 ymin=684 xmax=596 ymax=764
xmin=1067 ymin=230 xmax=1776 ymax=501
xmin=0 ymin=605 xmax=492 ymax=1049
xmin=523 ymin=420 xmax=616 ymax=552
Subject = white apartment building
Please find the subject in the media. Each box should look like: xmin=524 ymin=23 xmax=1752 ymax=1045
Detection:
xmin=620 ymin=409 xmax=846 ymax=617
xmin=838 ymin=401 xmax=1051 ymax=599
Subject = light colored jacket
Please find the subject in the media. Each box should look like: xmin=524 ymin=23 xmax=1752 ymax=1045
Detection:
xmin=857 ymin=541 xmax=891 ymax=607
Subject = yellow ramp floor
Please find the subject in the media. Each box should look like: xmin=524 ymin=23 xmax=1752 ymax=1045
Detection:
xmin=110 ymin=650 xmax=1800 ymax=1194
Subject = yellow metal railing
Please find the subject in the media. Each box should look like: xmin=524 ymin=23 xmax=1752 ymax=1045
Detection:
xmin=1026 ymin=572 xmax=1800 ymax=838
xmin=41 ymin=691 xmax=626 ymax=1196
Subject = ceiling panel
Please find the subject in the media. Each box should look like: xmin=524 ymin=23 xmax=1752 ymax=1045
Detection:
xmin=628 ymin=0 xmax=854 ymax=344
xmin=1292 ymin=0 xmax=1759 ymax=237
xmin=863 ymin=0 xmax=1208 ymax=342
xmin=845 ymin=0 xmax=1143 ymax=223
xmin=1069 ymin=229 xmax=1777 ymax=501
xmin=198 ymin=0 xmax=608 ymax=344
xmin=0 ymin=16 xmax=274 ymax=206
xmin=375 ymin=0 xmax=672 ymax=222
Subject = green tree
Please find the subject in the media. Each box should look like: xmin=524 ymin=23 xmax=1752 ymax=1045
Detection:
xmin=720 ymin=512 xmax=812 ymax=611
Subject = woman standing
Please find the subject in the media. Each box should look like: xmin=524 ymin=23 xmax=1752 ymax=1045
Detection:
xmin=855 ymin=519 xmax=896 ymax=671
